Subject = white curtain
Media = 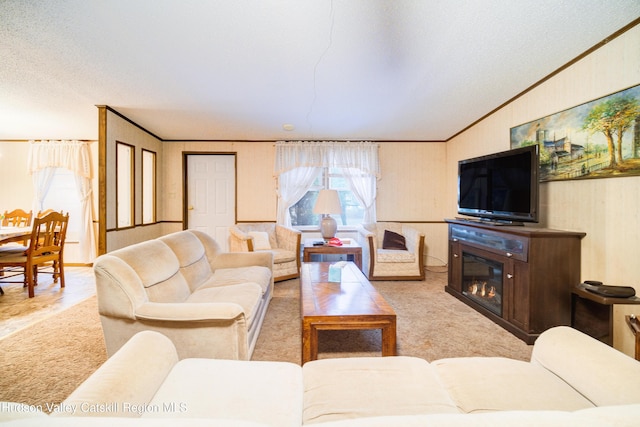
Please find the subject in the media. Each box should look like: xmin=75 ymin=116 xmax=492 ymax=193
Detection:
xmin=276 ymin=167 xmax=323 ymax=226
xmin=274 ymin=141 xmax=380 ymax=225
xmin=27 ymin=140 xmax=96 ymax=263
xmin=343 ymin=168 xmax=377 ymax=223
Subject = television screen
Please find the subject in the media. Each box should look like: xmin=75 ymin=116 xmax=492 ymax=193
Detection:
xmin=457 ymin=145 xmax=539 ymax=224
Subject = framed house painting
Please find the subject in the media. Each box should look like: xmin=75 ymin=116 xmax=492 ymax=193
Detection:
xmin=510 ymin=84 xmax=640 ymax=182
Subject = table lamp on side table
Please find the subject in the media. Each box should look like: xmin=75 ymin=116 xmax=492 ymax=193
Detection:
xmin=313 ymin=189 xmax=342 ymax=241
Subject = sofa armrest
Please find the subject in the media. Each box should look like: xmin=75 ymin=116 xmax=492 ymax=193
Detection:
xmin=228 ymin=226 xmax=251 ymax=252
xmin=532 ymin=326 xmax=640 ymax=406
xmin=275 ymin=224 xmax=301 ymax=252
xmin=135 ymin=302 xmax=245 ymax=322
xmin=55 ymin=331 xmax=179 ymax=418
xmin=356 ymin=224 xmax=374 ymax=239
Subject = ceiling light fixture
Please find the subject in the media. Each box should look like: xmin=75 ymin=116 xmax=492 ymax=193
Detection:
xmin=282 ymin=124 xmax=295 ymax=131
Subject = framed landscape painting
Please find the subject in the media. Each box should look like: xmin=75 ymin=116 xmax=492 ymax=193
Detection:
xmin=510 ymin=84 xmax=640 ymax=182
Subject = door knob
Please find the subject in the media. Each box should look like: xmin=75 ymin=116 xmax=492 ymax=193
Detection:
xmin=188 ymin=206 xmax=194 ymax=211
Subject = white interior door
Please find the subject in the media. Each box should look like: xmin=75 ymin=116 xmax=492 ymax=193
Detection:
xmin=186 ymin=154 xmax=236 ymax=251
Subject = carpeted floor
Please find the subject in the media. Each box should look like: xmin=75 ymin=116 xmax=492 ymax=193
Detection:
xmin=252 ymin=269 xmax=533 ymax=364
xmin=0 ymin=269 xmax=533 ymax=410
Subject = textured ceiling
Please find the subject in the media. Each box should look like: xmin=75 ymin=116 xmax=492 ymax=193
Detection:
xmin=1 ymin=0 xmax=639 ymax=141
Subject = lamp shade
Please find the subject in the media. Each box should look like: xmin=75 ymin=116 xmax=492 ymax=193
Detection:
xmin=313 ymin=189 xmax=342 ymax=215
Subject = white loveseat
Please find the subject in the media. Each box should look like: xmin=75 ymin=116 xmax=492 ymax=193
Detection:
xmin=93 ymin=230 xmax=274 ymax=360
xmin=3 ymin=326 xmax=640 ymax=426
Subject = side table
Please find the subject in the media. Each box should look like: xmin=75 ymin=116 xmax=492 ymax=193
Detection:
xmin=625 ymin=315 xmax=640 ymax=361
xmin=571 ymin=284 xmax=640 ymax=346
xmin=303 ymin=239 xmax=362 ymax=270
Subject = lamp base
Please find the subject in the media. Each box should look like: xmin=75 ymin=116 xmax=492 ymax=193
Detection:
xmin=320 ymin=215 xmax=337 ymax=240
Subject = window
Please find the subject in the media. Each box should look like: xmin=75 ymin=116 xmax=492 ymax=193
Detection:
xmin=116 ymin=142 xmax=134 ymax=228
xmin=142 ymin=149 xmax=156 ymax=224
xmin=42 ymin=169 xmax=82 ymax=242
xmin=275 ymin=141 xmax=379 ymax=227
xmin=289 ymin=168 xmax=365 ymax=228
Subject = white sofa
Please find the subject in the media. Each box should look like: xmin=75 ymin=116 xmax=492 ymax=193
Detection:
xmin=93 ymin=230 xmax=274 ymax=360
xmin=3 ymin=326 xmax=640 ymax=426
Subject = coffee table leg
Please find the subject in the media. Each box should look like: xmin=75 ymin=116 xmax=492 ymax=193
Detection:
xmin=302 ymin=320 xmax=319 ymax=364
xmin=354 ymin=253 xmax=362 ymax=270
xmin=381 ymin=319 xmax=397 ymax=356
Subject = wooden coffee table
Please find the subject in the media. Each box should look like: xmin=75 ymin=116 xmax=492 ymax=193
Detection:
xmin=303 ymin=239 xmax=362 ymax=270
xmin=300 ymin=262 xmax=397 ymax=364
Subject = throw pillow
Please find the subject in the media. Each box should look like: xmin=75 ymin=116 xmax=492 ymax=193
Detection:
xmin=248 ymin=231 xmax=271 ymax=250
xmin=382 ymin=230 xmax=407 ymax=250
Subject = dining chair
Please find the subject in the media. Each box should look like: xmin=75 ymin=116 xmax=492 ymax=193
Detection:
xmin=0 ymin=211 xmax=69 ymax=298
xmin=36 ymin=208 xmax=55 ymax=218
xmin=2 ymin=209 xmax=32 ymax=227
xmin=0 ymin=209 xmax=33 ymax=292
xmin=1 ymin=209 xmax=32 ymax=247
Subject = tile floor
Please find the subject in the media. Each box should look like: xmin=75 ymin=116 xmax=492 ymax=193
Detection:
xmin=0 ymin=266 xmax=96 ymax=339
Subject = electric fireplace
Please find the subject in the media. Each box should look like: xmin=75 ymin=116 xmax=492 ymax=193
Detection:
xmin=461 ymin=252 xmax=503 ymax=316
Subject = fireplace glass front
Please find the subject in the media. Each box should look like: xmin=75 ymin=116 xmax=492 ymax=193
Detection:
xmin=462 ymin=252 xmax=503 ymax=316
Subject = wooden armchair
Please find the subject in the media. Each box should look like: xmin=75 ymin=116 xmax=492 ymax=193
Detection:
xmin=0 ymin=211 xmax=69 ymax=297
xmin=356 ymin=222 xmax=425 ymax=281
xmin=229 ymin=222 xmax=301 ymax=282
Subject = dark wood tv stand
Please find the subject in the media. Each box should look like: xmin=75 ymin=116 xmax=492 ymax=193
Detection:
xmin=445 ymin=219 xmax=586 ymax=344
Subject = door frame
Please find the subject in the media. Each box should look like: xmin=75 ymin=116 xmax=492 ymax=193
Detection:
xmin=182 ymin=151 xmax=238 ymax=230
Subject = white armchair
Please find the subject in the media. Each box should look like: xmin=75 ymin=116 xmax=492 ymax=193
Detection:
xmin=357 ymin=222 xmax=425 ymax=281
xmin=229 ymin=223 xmax=301 ymax=282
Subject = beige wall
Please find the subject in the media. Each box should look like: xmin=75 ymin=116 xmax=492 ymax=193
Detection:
xmin=103 ymin=110 xmax=166 ymax=250
xmin=154 ymin=140 xmax=450 ymax=267
xmin=445 ymin=24 xmax=640 ymax=355
xmin=0 ymin=142 xmax=32 ymax=212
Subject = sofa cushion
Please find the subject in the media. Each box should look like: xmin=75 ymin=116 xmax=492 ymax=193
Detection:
xmin=249 ymin=231 xmax=271 ymax=250
xmin=575 ymin=404 xmax=640 ymax=426
xmin=270 ymin=248 xmax=297 ymax=264
xmin=375 ymin=249 xmax=415 ymax=263
xmin=202 ymin=266 xmax=272 ymax=294
xmin=302 ymin=357 xmax=459 ymax=425
xmin=159 ymin=231 xmax=214 ymax=292
xmin=187 ymin=283 xmax=263 ymax=325
xmin=145 ymin=359 xmax=303 ymax=427
xmin=432 ymin=357 xmax=594 ymax=413
xmin=301 ymin=410 xmax=606 ymax=427
xmin=111 ymin=240 xmax=191 ymax=303
xmin=2 ymin=419 xmax=271 ymax=427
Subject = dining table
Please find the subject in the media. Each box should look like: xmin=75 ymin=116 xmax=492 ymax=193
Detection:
xmin=0 ymin=226 xmax=32 ymax=295
xmin=0 ymin=226 xmax=32 ymax=246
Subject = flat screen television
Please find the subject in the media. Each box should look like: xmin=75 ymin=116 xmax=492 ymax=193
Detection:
xmin=457 ymin=145 xmax=539 ymax=225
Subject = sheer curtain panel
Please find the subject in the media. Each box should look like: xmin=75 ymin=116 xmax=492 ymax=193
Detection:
xmin=27 ymin=140 xmax=96 ymax=263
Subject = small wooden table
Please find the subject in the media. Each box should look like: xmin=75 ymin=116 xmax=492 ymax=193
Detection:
xmin=303 ymin=239 xmax=362 ymax=270
xmin=300 ymin=262 xmax=397 ymax=364
xmin=571 ymin=284 xmax=640 ymax=346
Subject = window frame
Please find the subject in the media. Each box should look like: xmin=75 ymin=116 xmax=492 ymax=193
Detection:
xmin=141 ymin=148 xmax=157 ymax=225
xmin=116 ymin=141 xmax=135 ymax=229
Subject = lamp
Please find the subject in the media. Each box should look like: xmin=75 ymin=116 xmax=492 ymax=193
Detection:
xmin=313 ymin=189 xmax=342 ymax=240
